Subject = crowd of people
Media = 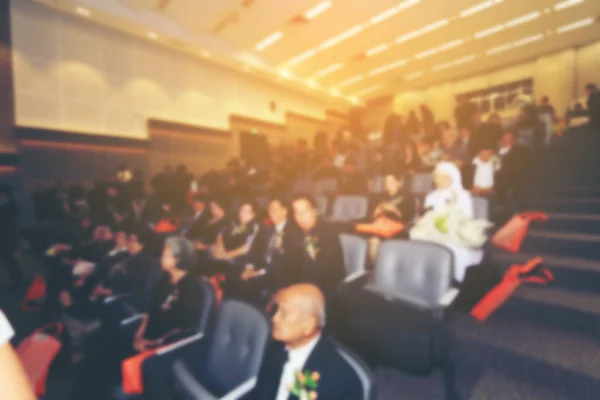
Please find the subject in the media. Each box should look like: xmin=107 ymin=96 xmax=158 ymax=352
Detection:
xmin=0 ymin=85 xmax=598 ymax=399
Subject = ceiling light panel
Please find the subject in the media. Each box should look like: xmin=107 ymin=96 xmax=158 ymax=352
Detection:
xmin=368 ymin=59 xmax=407 ymax=76
xmin=432 ymin=54 xmax=476 ymax=71
xmin=396 ymin=19 xmax=449 ymax=44
xmin=486 ymin=33 xmax=544 ymax=55
xmin=556 ymin=17 xmax=595 ymax=33
xmin=314 ymin=63 xmax=344 ymax=77
xmin=366 ymin=44 xmax=389 ymax=56
xmin=318 ymin=25 xmax=364 ymax=51
xmin=554 ymin=0 xmax=585 ymax=11
xmin=370 ymin=0 xmax=421 ymax=25
xmin=304 ymin=1 xmax=333 ymax=20
xmin=504 ymin=11 xmax=541 ymax=28
xmin=460 ymin=0 xmax=503 ymax=18
xmin=475 ymin=25 xmax=504 ymax=38
xmin=337 ymin=75 xmax=364 ymax=88
xmin=255 ymin=31 xmax=283 ymax=51
xmin=405 ymin=71 xmax=423 ymax=80
xmin=355 ymin=84 xmax=382 ymax=96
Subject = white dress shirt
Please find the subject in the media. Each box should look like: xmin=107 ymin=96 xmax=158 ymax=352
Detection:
xmin=275 ymin=335 xmax=321 ymax=400
xmin=472 ymin=157 xmax=499 ymax=189
xmin=0 ymin=311 xmax=15 ymax=345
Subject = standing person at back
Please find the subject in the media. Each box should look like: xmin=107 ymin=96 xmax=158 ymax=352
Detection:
xmin=0 ymin=184 xmax=21 ymax=290
xmin=585 ymin=83 xmax=600 ymax=129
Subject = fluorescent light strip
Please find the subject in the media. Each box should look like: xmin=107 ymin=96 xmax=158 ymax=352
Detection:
xmin=554 ymin=0 xmax=585 ymax=11
xmin=432 ymin=54 xmax=476 ymax=71
xmin=475 ymin=24 xmax=504 ymax=38
xmin=370 ymin=0 xmax=421 ymax=25
xmin=288 ymin=50 xmax=317 ymax=66
xmin=396 ymin=19 xmax=449 ymax=44
xmin=556 ymin=18 xmax=595 ymax=34
xmin=460 ymin=0 xmax=503 ymax=18
xmin=255 ymin=31 xmax=283 ymax=51
xmin=147 ymin=31 xmax=158 ymax=40
xmin=415 ymin=48 xmax=438 ymax=59
xmin=438 ymin=39 xmax=464 ymax=51
xmin=505 ymin=11 xmax=541 ymax=28
xmin=337 ymin=75 xmax=364 ymax=88
xmin=513 ymin=33 xmax=544 ymax=47
xmin=76 ymin=6 xmax=91 ymax=17
xmin=368 ymin=59 xmax=407 ymax=75
xmin=315 ymin=63 xmax=344 ymax=77
xmin=304 ymin=1 xmax=332 ymax=20
xmin=356 ymin=84 xmax=382 ymax=96
xmin=486 ymin=43 xmax=513 ymax=55
xmin=318 ymin=25 xmax=364 ymax=50
xmin=405 ymin=71 xmax=423 ymax=80
xmin=366 ymin=44 xmax=389 ymax=56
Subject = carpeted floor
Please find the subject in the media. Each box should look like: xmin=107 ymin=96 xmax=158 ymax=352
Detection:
xmin=2 ymin=126 xmax=600 ymax=399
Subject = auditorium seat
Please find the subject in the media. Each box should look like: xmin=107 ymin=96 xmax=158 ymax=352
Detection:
xmin=328 ymin=195 xmax=369 ymax=222
xmin=315 ymin=178 xmax=338 ymax=195
xmin=333 ymin=340 xmax=375 ymax=400
xmin=339 ymin=234 xmax=368 ymax=284
xmin=292 ymin=179 xmax=314 ymax=194
xmin=343 ymin=240 xmax=459 ymax=399
xmin=472 ymin=196 xmax=489 ymax=220
xmin=171 ymin=300 xmax=269 ymax=400
xmin=316 ymin=195 xmax=329 ymax=216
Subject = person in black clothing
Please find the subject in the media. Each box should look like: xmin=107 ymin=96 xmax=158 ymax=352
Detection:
xmin=230 ymin=196 xmax=304 ymax=305
xmin=208 ymin=199 xmax=260 ymax=282
xmin=495 ymin=131 xmax=529 ymax=209
xmin=69 ymin=236 xmax=202 ymax=400
xmin=0 ymin=184 xmax=21 ymax=289
xmin=374 ymin=171 xmax=415 ymax=225
xmin=338 ymin=157 xmax=368 ymax=195
xmin=181 ymin=193 xmax=211 ymax=240
xmin=585 ymin=83 xmax=600 ymax=128
xmin=291 ymin=195 xmax=345 ymax=297
xmin=245 ymin=284 xmax=362 ymax=400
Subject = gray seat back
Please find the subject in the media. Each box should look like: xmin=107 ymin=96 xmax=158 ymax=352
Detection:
xmin=196 ymin=278 xmax=217 ymax=335
xmin=315 ymin=179 xmax=338 ymax=195
xmin=370 ymin=240 xmax=453 ymax=309
xmin=330 ymin=196 xmax=369 ymax=221
xmin=293 ymin=180 xmax=314 ymax=194
xmin=316 ymin=195 xmax=328 ymax=216
xmin=472 ymin=196 xmax=489 ymax=220
xmin=339 ymin=234 xmax=368 ymax=278
xmin=204 ymin=300 xmax=269 ymax=393
xmin=333 ymin=341 xmax=374 ymax=400
xmin=410 ymin=173 xmax=434 ymax=196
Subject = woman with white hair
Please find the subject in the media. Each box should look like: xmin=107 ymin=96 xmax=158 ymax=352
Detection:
xmin=422 ymin=162 xmax=484 ymax=282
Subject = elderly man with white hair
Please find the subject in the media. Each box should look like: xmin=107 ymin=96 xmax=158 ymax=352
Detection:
xmin=246 ymin=283 xmax=363 ymax=400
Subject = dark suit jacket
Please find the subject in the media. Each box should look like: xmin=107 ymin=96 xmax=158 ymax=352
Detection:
xmin=183 ymin=210 xmax=212 ymax=240
xmin=296 ymin=220 xmax=345 ymax=295
xmin=247 ymin=220 xmax=304 ymax=289
xmin=246 ymin=337 xmax=363 ymax=400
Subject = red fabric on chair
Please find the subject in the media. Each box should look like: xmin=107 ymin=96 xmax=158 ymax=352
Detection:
xmin=154 ymin=219 xmax=179 ymax=234
xmin=356 ymin=217 xmax=405 ymax=239
xmin=16 ymin=323 xmax=63 ymax=396
xmin=122 ymin=348 xmax=159 ymax=394
xmin=492 ymin=211 xmax=548 ymax=253
xmin=471 ymin=257 xmax=551 ymax=322
xmin=21 ymin=275 xmax=47 ymax=312
xmin=208 ymin=274 xmax=225 ymax=306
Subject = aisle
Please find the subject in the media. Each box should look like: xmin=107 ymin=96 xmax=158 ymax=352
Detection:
xmin=378 ymin=127 xmax=600 ymax=399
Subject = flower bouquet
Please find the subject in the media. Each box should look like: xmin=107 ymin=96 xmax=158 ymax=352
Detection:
xmin=305 ymin=235 xmax=320 ymax=260
xmin=410 ymin=204 xmax=492 ymax=248
xmin=289 ymin=370 xmax=320 ymax=400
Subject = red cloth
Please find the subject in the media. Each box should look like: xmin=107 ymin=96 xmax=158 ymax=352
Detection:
xmin=16 ymin=323 xmax=63 ymax=396
xmin=356 ymin=217 xmax=405 ymax=239
xmin=471 ymin=257 xmax=552 ymax=322
xmin=21 ymin=275 xmax=47 ymax=312
xmin=492 ymin=211 xmax=548 ymax=253
xmin=209 ymin=274 xmax=225 ymax=306
xmin=154 ymin=219 xmax=178 ymax=234
xmin=122 ymin=348 xmax=159 ymax=394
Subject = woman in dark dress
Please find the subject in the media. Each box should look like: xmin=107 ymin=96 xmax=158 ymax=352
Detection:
xmin=191 ymin=195 xmax=228 ymax=275
xmin=208 ymin=200 xmax=260 ymax=284
xmin=69 ymin=236 xmax=202 ymax=400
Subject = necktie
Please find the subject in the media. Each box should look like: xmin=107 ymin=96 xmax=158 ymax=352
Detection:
xmin=265 ymin=230 xmax=282 ymax=264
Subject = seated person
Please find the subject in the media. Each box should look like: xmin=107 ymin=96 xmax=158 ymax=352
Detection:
xmin=373 ymin=171 xmax=415 ymax=225
xmin=291 ymin=195 xmax=345 ymax=297
xmin=181 ymin=193 xmax=211 ymax=240
xmin=471 ymin=148 xmax=500 ymax=196
xmin=69 ymin=236 xmax=203 ymax=400
xmin=338 ymin=157 xmax=368 ymax=195
xmin=189 ymin=194 xmax=228 ymax=265
xmin=208 ymin=199 xmax=260 ymax=282
xmin=230 ymin=196 xmax=304 ymax=305
xmin=246 ymin=284 xmax=363 ymax=400
xmin=423 ymin=162 xmax=483 ymax=282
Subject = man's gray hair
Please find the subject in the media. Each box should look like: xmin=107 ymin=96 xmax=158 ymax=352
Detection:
xmin=165 ymin=236 xmax=197 ymax=272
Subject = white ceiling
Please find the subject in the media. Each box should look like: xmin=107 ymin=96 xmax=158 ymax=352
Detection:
xmin=33 ymin=0 xmax=600 ymax=104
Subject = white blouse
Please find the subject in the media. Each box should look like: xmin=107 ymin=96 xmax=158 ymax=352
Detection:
xmin=0 ymin=311 xmax=15 ymax=345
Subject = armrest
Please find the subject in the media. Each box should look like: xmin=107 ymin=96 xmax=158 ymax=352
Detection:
xmin=343 ymin=270 xmax=367 ymax=284
xmin=120 ymin=313 xmax=144 ymax=326
xmin=104 ymin=292 xmax=133 ymax=304
xmin=438 ymin=288 xmax=460 ymax=307
xmin=219 ymin=377 xmax=257 ymax=400
xmin=156 ymin=332 xmax=204 ymax=355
